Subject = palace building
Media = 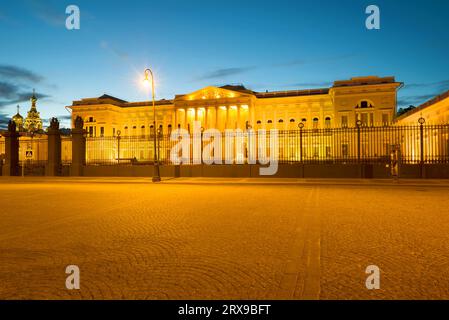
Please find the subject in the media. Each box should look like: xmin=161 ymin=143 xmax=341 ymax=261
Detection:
xmin=68 ymin=76 xmax=402 ymax=137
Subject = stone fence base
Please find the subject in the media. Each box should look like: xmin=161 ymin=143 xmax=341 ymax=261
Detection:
xmin=79 ymin=164 xmax=449 ymax=179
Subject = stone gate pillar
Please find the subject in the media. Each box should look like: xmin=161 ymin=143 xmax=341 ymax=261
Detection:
xmin=46 ymin=117 xmax=62 ymax=176
xmin=2 ymin=121 xmax=19 ymax=176
xmin=71 ymin=116 xmax=86 ymax=176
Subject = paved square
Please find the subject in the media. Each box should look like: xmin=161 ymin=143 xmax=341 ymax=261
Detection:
xmin=1 ymin=177 xmax=449 ymax=299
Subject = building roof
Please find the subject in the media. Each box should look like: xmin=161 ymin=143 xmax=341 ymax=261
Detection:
xmin=98 ymin=94 xmax=128 ymax=103
xmin=333 ymin=76 xmax=398 ymax=87
xmin=395 ymin=89 xmax=449 ymax=121
xmin=71 ymin=95 xmax=173 ymax=107
xmin=69 ymin=76 xmax=401 ymax=108
xmin=255 ymin=88 xmax=329 ymax=98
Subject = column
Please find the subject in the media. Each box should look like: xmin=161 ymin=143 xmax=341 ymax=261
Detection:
xmin=237 ymin=106 xmax=241 ymax=129
xmin=2 ymin=120 xmax=19 ymax=176
xmin=250 ymin=105 xmax=255 ymax=129
xmin=46 ymin=117 xmax=62 ymax=176
xmin=215 ymin=106 xmax=218 ymax=129
xmin=174 ymin=109 xmax=177 ymax=128
xmin=71 ymin=116 xmax=86 ymax=176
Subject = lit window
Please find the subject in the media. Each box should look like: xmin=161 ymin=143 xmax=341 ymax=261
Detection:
xmin=382 ymin=114 xmax=389 ymax=126
xmin=341 ymin=116 xmax=348 ymax=127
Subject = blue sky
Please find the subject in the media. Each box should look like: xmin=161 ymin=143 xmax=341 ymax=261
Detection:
xmin=1 ymin=0 xmax=449 ymax=128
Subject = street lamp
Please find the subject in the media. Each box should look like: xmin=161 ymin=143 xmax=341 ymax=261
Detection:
xmin=143 ymin=68 xmax=161 ymax=182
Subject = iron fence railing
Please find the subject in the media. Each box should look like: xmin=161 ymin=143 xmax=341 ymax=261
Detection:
xmin=18 ymin=137 xmax=48 ymax=162
xmin=84 ymin=124 xmax=449 ymax=165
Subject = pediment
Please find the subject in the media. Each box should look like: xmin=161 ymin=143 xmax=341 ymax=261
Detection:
xmin=176 ymin=86 xmax=253 ymax=101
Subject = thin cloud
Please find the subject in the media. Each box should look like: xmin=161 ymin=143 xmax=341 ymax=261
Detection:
xmin=279 ymin=81 xmax=332 ymax=88
xmin=272 ymin=54 xmax=356 ymax=68
xmin=397 ymin=94 xmax=436 ymax=107
xmin=0 ymin=65 xmax=50 ymax=109
xmin=0 ymin=64 xmax=44 ymax=82
xmin=100 ymin=41 xmax=129 ymax=61
xmin=403 ymin=79 xmax=449 ymax=91
xmin=196 ymin=67 xmax=256 ymax=81
xmin=195 ymin=54 xmax=355 ymax=82
xmin=0 ymin=112 xmax=10 ymax=128
xmin=26 ymin=0 xmax=65 ymax=27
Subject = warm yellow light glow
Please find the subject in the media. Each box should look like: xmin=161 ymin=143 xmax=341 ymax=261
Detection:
xmin=219 ymin=106 xmax=227 ymax=110
xmin=142 ymin=78 xmax=151 ymax=88
xmin=230 ymin=105 xmax=237 ymax=110
xmin=241 ymin=105 xmax=249 ymax=110
xmin=202 ymin=96 xmax=206 ymax=99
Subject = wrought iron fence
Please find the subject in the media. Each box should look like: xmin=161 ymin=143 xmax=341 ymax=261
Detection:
xmin=84 ymin=124 xmax=449 ymax=165
xmin=86 ymin=134 xmax=178 ymax=165
xmin=18 ymin=136 xmax=48 ymax=163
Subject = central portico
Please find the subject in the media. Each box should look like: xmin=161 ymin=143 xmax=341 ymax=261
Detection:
xmin=174 ymin=85 xmax=254 ymax=132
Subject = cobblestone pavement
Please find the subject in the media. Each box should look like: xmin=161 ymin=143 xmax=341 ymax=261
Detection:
xmin=0 ymin=177 xmax=449 ymax=299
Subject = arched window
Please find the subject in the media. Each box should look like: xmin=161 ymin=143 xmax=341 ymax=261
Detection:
xmin=278 ymin=119 xmax=284 ymax=123
xmin=256 ymin=120 xmax=261 ymax=124
xmin=359 ymin=100 xmax=373 ymax=108
xmin=301 ymin=118 xmax=307 ymax=122
xmin=267 ymin=120 xmax=272 ymax=124
xmin=313 ymin=117 xmax=319 ymax=129
xmin=325 ymin=117 xmax=331 ymax=128
xmin=141 ymin=125 xmax=145 ymax=137
xmin=290 ymin=119 xmax=295 ymax=123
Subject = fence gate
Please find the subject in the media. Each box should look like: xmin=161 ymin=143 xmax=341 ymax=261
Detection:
xmin=19 ymin=136 xmax=48 ymax=176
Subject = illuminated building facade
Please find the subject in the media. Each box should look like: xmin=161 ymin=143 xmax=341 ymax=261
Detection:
xmin=396 ymin=90 xmax=449 ymax=125
xmin=68 ymin=76 xmax=402 ymax=137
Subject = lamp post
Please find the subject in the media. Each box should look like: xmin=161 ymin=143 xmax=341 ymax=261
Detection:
xmin=356 ymin=119 xmax=362 ymax=163
xmin=298 ymin=122 xmax=304 ymax=163
xmin=143 ymin=68 xmax=161 ymax=182
xmin=418 ymin=116 xmax=425 ymax=178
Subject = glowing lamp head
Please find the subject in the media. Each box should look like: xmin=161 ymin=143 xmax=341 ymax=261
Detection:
xmin=143 ymin=69 xmax=152 ymax=88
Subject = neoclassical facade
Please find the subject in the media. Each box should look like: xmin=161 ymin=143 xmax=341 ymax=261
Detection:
xmin=68 ymin=76 xmax=402 ymax=137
